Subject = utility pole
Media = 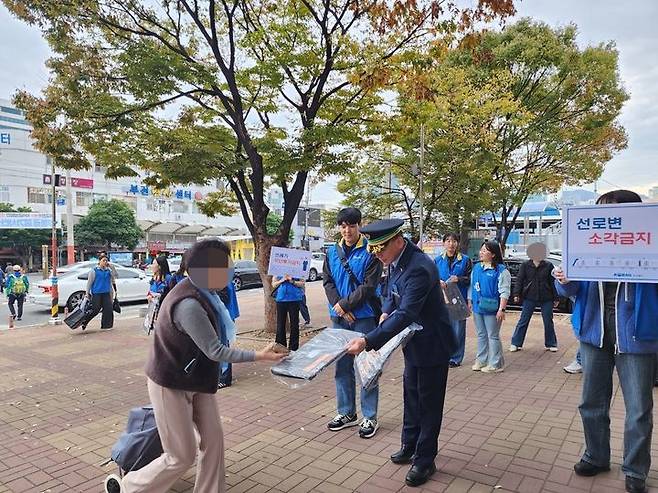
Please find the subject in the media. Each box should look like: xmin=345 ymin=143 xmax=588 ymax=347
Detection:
xmin=48 ymin=156 xmax=61 ymax=324
xmin=66 ymin=169 xmax=75 ymax=264
xmin=418 ymin=124 xmax=425 ymax=250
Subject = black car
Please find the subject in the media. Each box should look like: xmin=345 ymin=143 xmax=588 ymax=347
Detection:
xmin=232 ymin=260 xmax=262 ymax=291
xmin=504 ymin=257 xmax=572 ymax=313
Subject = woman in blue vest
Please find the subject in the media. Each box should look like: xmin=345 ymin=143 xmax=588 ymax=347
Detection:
xmin=84 ymin=255 xmax=116 ymax=330
xmin=468 ymin=241 xmax=511 ymax=373
xmin=435 ymin=233 xmax=472 ymax=367
xmin=272 ymin=274 xmax=305 ymax=350
xmin=148 ymin=255 xmax=172 ymax=300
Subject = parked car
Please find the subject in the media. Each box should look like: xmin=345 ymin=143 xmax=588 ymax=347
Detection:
xmin=232 ymin=260 xmax=262 ymax=291
xmin=29 ymin=266 xmax=150 ymax=311
xmin=307 ymin=252 xmax=325 ymax=282
xmin=503 ymin=257 xmax=572 ymax=313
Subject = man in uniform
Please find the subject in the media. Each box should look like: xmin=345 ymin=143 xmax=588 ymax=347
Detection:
xmin=346 ymin=218 xmax=455 ymax=487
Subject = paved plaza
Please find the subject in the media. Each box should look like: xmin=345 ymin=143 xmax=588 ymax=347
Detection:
xmin=0 ymin=309 xmax=656 ymax=493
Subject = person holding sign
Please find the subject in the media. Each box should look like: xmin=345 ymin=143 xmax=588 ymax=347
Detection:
xmin=271 ymin=274 xmax=305 ymax=351
xmin=554 ymin=190 xmax=658 ymax=493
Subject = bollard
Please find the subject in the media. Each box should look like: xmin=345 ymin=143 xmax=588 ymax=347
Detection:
xmin=8 ymin=315 xmax=14 ymax=329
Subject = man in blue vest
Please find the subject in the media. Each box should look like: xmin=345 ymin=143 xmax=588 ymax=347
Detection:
xmin=346 ymin=218 xmax=456 ymax=487
xmin=323 ymin=207 xmax=383 ymax=438
xmin=434 ymin=233 xmax=472 ymax=367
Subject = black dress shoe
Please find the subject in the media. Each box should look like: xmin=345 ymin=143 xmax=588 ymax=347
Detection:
xmin=390 ymin=448 xmax=414 ymax=464
xmin=573 ymin=460 xmax=610 ymax=477
xmin=405 ymin=463 xmax=436 ymax=487
xmin=625 ymin=476 xmax=648 ymax=493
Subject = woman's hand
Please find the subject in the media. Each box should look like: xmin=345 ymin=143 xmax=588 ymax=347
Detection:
xmin=496 ymin=309 xmax=505 ymax=322
xmin=448 ymin=275 xmax=459 ymax=283
xmin=256 ymin=345 xmax=289 ymax=362
xmin=553 ymin=267 xmax=569 ymax=285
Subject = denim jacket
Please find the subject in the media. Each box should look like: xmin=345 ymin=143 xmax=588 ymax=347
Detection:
xmin=555 ymin=280 xmax=658 ymax=354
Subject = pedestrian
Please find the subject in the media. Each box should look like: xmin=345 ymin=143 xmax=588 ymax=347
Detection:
xmin=83 ymin=255 xmax=116 ymax=331
xmin=103 ymin=239 xmax=285 ymax=493
xmin=509 ymin=242 xmax=559 ymax=352
xmin=5 ymin=264 xmax=29 ymax=321
xmin=271 ymin=274 xmax=305 ymax=351
xmin=218 ymin=279 xmax=240 ymax=389
xmin=148 ymin=255 xmax=171 ymax=301
xmin=323 ymin=207 xmax=384 ymax=439
xmin=468 ymin=240 xmax=511 ymax=373
xmin=554 ymin=189 xmax=657 ymax=493
xmin=345 ymin=218 xmax=456 ymax=487
xmin=434 ymin=232 xmax=472 ymax=367
xmin=98 ymin=250 xmax=119 ymax=295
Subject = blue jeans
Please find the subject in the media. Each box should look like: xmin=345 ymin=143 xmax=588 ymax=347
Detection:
xmin=511 ymin=299 xmax=557 ymax=348
xmin=332 ymin=316 xmax=379 ymax=420
xmin=473 ymin=312 xmax=504 ymax=369
xmin=449 ymin=319 xmax=467 ymax=364
xmin=579 ymin=342 xmax=656 ymax=479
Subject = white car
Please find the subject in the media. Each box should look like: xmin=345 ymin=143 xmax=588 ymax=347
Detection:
xmin=307 ymin=252 xmax=325 ymax=282
xmin=29 ymin=266 xmax=151 ymax=311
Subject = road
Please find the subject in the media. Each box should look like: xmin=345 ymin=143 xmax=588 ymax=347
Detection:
xmin=0 ymin=277 xmax=331 ymax=331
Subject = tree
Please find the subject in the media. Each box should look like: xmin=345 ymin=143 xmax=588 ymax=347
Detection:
xmin=6 ymin=0 xmax=515 ymax=329
xmin=453 ymin=19 xmax=628 ymax=247
xmin=75 ymin=199 xmax=142 ymax=250
xmin=0 ymin=203 xmax=61 ymax=268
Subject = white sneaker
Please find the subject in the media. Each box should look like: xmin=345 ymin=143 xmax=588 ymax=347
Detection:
xmin=481 ymin=365 xmax=504 ymax=373
xmin=563 ymin=360 xmax=583 ymax=374
xmin=471 ymin=360 xmax=486 ymax=371
xmin=104 ymin=474 xmax=123 ymax=493
xmin=509 ymin=344 xmax=520 ymax=352
xmin=546 ymin=346 xmax=558 ymax=352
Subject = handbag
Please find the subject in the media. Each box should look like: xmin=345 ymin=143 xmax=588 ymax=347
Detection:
xmin=113 ymin=297 xmax=122 ymax=313
xmin=478 ymin=296 xmax=499 ymax=313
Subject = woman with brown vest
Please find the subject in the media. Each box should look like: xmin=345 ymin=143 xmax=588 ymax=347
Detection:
xmin=105 ymin=239 xmax=285 ymax=493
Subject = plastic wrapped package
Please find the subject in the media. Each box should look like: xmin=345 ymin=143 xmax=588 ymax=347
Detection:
xmin=143 ymin=296 xmax=161 ymax=335
xmin=442 ymin=283 xmax=470 ymax=322
xmin=271 ymin=328 xmax=358 ymax=388
xmin=355 ymin=322 xmax=423 ymax=391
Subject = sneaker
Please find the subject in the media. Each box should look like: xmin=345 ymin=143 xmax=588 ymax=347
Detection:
xmin=327 ymin=413 xmax=358 ymax=431
xmin=545 ymin=346 xmax=558 ymax=352
xmin=359 ymin=418 xmax=379 ymax=438
xmin=301 ymin=321 xmax=312 ymax=329
xmin=471 ymin=360 xmax=486 ymax=371
xmin=481 ymin=366 xmax=504 ymax=373
xmin=563 ymin=360 xmax=583 ymax=374
xmin=100 ymin=327 xmax=114 ymax=331
xmin=509 ymin=344 xmax=520 ymax=352
xmin=104 ymin=473 xmax=123 ymax=493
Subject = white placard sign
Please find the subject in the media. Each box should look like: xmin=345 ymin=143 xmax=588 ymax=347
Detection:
xmin=563 ymin=203 xmax=658 ymax=283
xmin=267 ymin=247 xmax=312 ymax=279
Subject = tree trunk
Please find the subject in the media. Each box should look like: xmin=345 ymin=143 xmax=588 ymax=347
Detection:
xmin=255 ymin=235 xmax=286 ymax=333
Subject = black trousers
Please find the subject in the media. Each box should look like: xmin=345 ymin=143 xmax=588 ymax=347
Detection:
xmin=276 ymin=301 xmax=300 ymax=350
xmin=8 ymin=294 xmax=25 ymax=318
xmin=88 ymin=292 xmax=114 ymax=329
xmin=401 ymin=362 xmax=449 ymax=468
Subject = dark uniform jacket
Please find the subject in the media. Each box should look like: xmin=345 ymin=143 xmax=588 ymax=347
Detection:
xmin=364 ymin=241 xmax=456 ymax=366
xmin=513 ymin=260 xmax=556 ymax=303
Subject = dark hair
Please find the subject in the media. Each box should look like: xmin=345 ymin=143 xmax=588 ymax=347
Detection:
xmin=186 ymin=239 xmax=232 ymax=270
xmin=442 ymin=232 xmax=460 ymax=242
xmin=336 ymin=207 xmax=362 ymax=226
xmin=481 ymin=240 xmax=504 ymax=267
xmin=596 ymin=189 xmax=642 ymax=205
xmin=175 ymin=255 xmax=188 ymax=277
xmin=154 ymin=255 xmax=171 ymax=281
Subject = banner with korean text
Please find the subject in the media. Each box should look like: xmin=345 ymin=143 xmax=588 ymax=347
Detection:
xmin=267 ymin=247 xmax=312 ymax=279
xmin=563 ymin=203 xmax=658 ymax=283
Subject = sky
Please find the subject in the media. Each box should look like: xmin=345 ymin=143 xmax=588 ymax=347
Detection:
xmin=1 ymin=1 xmax=657 ymax=205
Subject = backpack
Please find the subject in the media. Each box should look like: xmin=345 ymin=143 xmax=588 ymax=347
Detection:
xmin=12 ymin=275 xmax=27 ymax=295
xmin=110 ymin=405 xmax=163 ymax=473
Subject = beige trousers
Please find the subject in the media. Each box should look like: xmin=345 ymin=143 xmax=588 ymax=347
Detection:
xmin=122 ymin=378 xmax=225 ymax=493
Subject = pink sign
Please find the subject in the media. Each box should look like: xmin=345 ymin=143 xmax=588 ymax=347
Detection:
xmin=71 ymin=178 xmax=94 ymax=189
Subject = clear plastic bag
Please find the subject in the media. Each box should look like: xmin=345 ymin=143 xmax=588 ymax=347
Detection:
xmin=271 ymin=328 xmax=358 ymax=387
xmin=355 ymin=322 xmax=423 ymax=391
xmin=442 ymin=283 xmax=470 ymax=321
xmin=143 ymin=296 xmax=161 ymax=335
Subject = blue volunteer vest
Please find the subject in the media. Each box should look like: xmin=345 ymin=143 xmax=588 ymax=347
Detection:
xmin=91 ymin=267 xmax=112 ymax=294
xmin=326 ymin=236 xmax=376 ymax=319
xmin=435 ymin=252 xmax=470 ymax=300
xmin=471 ymin=263 xmax=506 ymax=314
xmin=275 ymin=279 xmax=303 ymax=302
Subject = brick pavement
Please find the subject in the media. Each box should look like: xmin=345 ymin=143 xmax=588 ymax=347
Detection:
xmin=0 ymin=311 xmax=657 ymax=492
